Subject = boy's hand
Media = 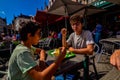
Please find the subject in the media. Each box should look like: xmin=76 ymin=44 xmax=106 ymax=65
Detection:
xmin=55 ymin=47 xmax=66 ymax=63
xmin=60 ymin=47 xmax=66 ymax=54
xmin=110 ymin=49 xmax=120 ymax=70
xmin=61 ymin=28 xmax=67 ymax=36
xmin=69 ymin=47 xmax=74 ymax=52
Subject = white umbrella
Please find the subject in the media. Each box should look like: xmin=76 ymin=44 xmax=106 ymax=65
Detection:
xmin=48 ymin=0 xmax=86 ymax=28
xmin=73 ymin=5 xmax=105 ymax=29
xmin=48 ymin=0 xmax=105 ymax=29
xmin=48 ymin=0 xmax=86 ymax=16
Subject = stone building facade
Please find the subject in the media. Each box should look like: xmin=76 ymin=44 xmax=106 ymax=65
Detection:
xmin=12 ymin=14 xmax=32 ymax=31
xmin=0 ymin=17 xmax=7 ymax=33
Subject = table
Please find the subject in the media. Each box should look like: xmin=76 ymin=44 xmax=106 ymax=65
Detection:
xmin=46 ymin=53 xmax=84 ymax=73
xmin=99 ymin=38 xmax=120 ymax=50
xmin=97 ymin=38 xmax=120 ymax=62
xmin=106 ymin=38 xmax=120 ymax=49
xmin=100 ymin=38 xmax=120 ymax=43
xmin=46 ymin=50 xmax=91 ymax=80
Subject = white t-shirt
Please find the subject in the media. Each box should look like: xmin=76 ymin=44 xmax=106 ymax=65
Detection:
xmin=67 ymin=30 xmax=94 ymax=49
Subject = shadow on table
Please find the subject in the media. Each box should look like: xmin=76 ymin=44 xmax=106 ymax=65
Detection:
xmin=46 ymin=60 xmax=81 ymax=80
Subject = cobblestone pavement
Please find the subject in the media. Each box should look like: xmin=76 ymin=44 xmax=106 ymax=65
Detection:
xmin=78 ymin=54 xmax=120 ymax=80
xmin=0 ymin=53 xmax=120 ymax=80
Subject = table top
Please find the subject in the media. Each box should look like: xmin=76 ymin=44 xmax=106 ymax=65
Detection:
xmin=99 ymin=38 xmax=120 ymax=55
xmin=0 ymin=48 xmax=10 ymax=52
xmin=100 ymin=38 xmax=120 ymax=43
xmin=100 ymin=38 xmax=120 ymax=48
xmin=46 ymin=51 xmax=85 ymax=75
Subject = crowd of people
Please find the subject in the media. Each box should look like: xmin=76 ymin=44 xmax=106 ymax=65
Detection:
xmin=0 ymin=32 xmax=20 ymax=42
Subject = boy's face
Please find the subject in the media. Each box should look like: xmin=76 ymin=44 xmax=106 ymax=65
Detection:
xmin=30 ymin=29 xmax=41 ymax=45
xmin=71 ymin=22 xmax=83 ymax=33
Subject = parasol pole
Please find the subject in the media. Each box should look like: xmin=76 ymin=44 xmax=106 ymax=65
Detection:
xmin=64 ymin=17 xmax=67 ymax=29
xmin=83 ymin=6 xmax=88 ymax=30
xmin=46 ymin=13 xmax=49 ymax=37
xmin=83 ymin=5 xmax=90 ymax=80
xmin=62 ymin=0 xmax=67 ymax=29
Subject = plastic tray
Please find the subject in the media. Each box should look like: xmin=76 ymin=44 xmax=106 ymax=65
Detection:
xmin=47 ymin=49 xmax=76 ymax=59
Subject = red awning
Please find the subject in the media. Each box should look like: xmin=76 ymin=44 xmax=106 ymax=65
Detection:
xmin=35 ymin=10 xmax=65 ymax=26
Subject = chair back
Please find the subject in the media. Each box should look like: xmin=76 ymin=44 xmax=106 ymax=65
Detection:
xmin=99 ymin=40 xmax=115 ymax=54
xmin=94 ymin=43 xmax=100 ymax=54
xmin=89 ymin=43 xmax=100 ymax=59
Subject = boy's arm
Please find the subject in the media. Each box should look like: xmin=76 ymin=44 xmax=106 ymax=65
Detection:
xmin=28 ymin=47 xmax=66 ymax=80
xmin=61 ymin=28 xmax=67 ymax=47
xmin=69 ymin=44 xmax=94 ymax=55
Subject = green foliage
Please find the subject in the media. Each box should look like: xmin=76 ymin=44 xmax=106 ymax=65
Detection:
xmin=0 ymin=41 xmax=20 ymax=49
xmin=0 ymin=42 xmax=5 ymax=49
xmin=12 ymin=41 xmax=20 ymax=46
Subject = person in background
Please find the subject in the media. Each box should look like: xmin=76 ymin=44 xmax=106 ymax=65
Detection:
xmin=1 ymin=33 xmax=6 ymax=41
xmin=8 ymin=21 xmax=66 ymax=80
xmin=58 ymin=30 xmax=62 ymax=41
xmin=0 ymin=34 xmax=3 ymax=46
xmin=48 ymin=31 xmax=54 ymax=38
xmin=57 ymin=30 xmax=62 ymax=47
xmin=53 ymin=31 xmax=58 ymax=38
xmin=0 ymin=33 xmax=3 ymax=42
xmin=115 ymin=26 xmax=120 ymax=38
xmin=61 ymin=14 xmax=94 ymax=55
xmin=110 ymin=49 xmax=120 ymax=70
xmin=12 ymin=33 xmax=17 ymax=41
xmin=92 ymin=19 xmax=102 ymax=43
xmin=16 ymin=31 xmax=20 ymax=41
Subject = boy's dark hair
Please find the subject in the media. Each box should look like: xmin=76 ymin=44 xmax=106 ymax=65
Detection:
xmin=19 ymin=21 xmax=42 ymax=41
xmin=70 ymin=14 xmax=84 ymax=24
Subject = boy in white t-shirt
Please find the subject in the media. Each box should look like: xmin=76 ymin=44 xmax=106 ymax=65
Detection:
xmin=62 ymin=14 xmax=94 ymax=55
